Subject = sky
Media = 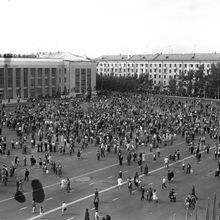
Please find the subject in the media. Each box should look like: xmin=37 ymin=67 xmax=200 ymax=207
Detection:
xmin=1 ymin=0 xmax=220 ymax=58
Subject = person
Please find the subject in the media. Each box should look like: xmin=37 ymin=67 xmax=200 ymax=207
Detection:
xmin=32 ymin=198 xmax=36 ymax=214
xmin=24 ymin=168 xmax=29 ymax=182
xmin=144 ymin=164 xmax=148 ymax=176
xmin=191 ymin=185 xmax=198 ymax=200
xmin=164 ymin=156 xmax=169 ymax=168
xmin=94 ymin=188 xmax=99 ymax=200
xmin=94 ymin=196 xmax=99 ymax=211
xmin=182 ymin=161 xmax=186 ymax=172
xmin=117 ymin=174 xmax=123 ymax=189
xmin=127 ymin=177 xmax=132 ymax=195
xmin=140 ymin=185 xmax=145 ymax=200
xmin=95 ymin=210 xmax=101 ymax=219
xmin=66 ymin=177 xmax=71 ymax=193
xmin=39 ymin=206 xmax=43 ymax=218
xmin=134 ymin=172 xmax=139 ymax=188
xmin=152 ymin=189 xmax=158 ymax=203
xmin=162 ymin=176 xmax=167 ymax=189
xmin=84 ymin=208 xmax=90 ymax=220
xmin=60 ymin=178 xmax=66 ymax=190
xmin=169 ymin=188 xmax=176 ymax=202
xmin=61 ymin=201 xmax=67 ymax=215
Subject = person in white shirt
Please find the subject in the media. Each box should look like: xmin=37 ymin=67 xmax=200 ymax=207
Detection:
xmin=61 ymin=201 xmax=67 ymax=215
xmin=95 ymin=210 xmax=101 ymax=219
xmin=60 ymin=178 xmax=66 ymax=190
xmin=162 ymin=176 xmax=167 ymax=189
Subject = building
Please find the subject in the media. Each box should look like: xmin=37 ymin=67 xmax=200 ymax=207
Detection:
xmin=0 ymin=52 xmax=96 ymax=100
xmin=95 ymin=53 xmax=220 ymax=88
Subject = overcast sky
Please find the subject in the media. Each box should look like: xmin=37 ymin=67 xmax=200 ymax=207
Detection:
xmin=1 ymin=0 xmax=220 ymax=58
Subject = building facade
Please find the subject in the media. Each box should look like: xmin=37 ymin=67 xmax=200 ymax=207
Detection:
xmin=96 ymin=53 xmax=220 ymax=87
xmin=0 ymin=53 xmax=96 ymax=100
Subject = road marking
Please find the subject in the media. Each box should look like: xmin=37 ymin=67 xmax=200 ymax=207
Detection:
xmin=27 ymin=145 xmax=215 ymax=220
xmin=123 ymin=170 xmax=128 ymax=173
xmin=89 ymin=182 xmax=95 ymax=185
xmin=207 ymin=170 xmax=216 ymax=176
xmin=46 ymin=197 xmax=53 ymax=201
xmin=112 ymin=197 xmax=119 ymax=201
xmin=19 ymin=206 xmax=28 ymax=210
xmin=66 ymin=217 xmax=74 ymax=220
xmin=107 ymin=176 xmax=112 ymax=179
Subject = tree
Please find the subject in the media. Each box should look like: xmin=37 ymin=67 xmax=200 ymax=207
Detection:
xmin=168 ymin=77 xmax=177 ymax=95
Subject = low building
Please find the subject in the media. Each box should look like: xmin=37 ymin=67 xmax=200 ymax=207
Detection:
xmin=0 ymin=52 xmax=96 ymax=100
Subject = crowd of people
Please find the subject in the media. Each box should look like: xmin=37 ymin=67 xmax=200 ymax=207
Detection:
xmin=0 ymin=93 xmax=220 ymax=219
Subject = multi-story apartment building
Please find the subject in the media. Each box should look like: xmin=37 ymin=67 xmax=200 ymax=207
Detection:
xmin=0 ymin=52 xmax=96 ymax=100
xmin=96 ymin=53 xmax=220 ymax=87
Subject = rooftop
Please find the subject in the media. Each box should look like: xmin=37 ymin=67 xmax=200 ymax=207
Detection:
xmin=95 ymin=53 xmax=220 ymax=62
xmin=39 ymin=52 xmax=91 ymax=62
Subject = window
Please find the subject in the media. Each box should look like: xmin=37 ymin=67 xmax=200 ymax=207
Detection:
xmin=45 ymin=78 xmax=49 ymax=86
xmin=159 ymin=64 xmax=161 ymax=67
xmin=164 ymin=64 xmax=166 ymax=67
xmin=38 ymin=68 xmax=42 ymax=78
xmin=169 ymin=64 xmax=172 ymax=68
xmin=169 ymin=70 xmax=172 ymax=73
xmin=52 ymin=78 xmax=56 ymax=86
xmin=45 ymin=68 xmax=49 ymax=78
xmin=159 ymin=69 xmax=161 ymax=73
xmin=159 ymin=75 xmax=161 ymax=78
xmin=164 ymin=81 xmax=166 ymax=85
xmin=164 ymin=69 xmax=166 ymax=73
xmin=185 ymin=64 xmax=187 ymax=68
xmin=31 ymin=68 xmax=35 ymax=78
xmin=164 ymin=75 xmax=166 ymax=78
xmin=179 ymin=64 xmax=182 ymax=68
xmin=150 ymin=69 xmax=152 ymax=73
xmin=38 ymin=78 xmax=42 ymax=86
xmin=16 ymin=68 xmax=21 ymax=87
xmin=8 ymin=68 xmax=13 ymax=88
xmin=190 ymin=64 xmax=193 ymax=67
xmin=154 ymin=75 xmax=156 ymax=78
xmin=23 ymin=68 xmax=28 ymax=87
xmin=145 ymin=64 xmax=148 ymax=67
xmin=31 ymin=79 xmax=35 ymax=87
xmin=150 ymin=64 xmax=152 ymax=67
xmin=174 ymin=64 xmax=177 ymax=67
xmin=52 ymin=68 xmax=56 ymax=77
xmin=75 ymin=68 xmax=80 ymax=93
xmin=87 ymin=69 xmax=91 ymax=89
xmin=0 ymin=68 xmax=4 ymax=88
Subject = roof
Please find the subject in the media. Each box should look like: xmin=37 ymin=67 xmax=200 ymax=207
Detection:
xmin=95 ymin=53 xmax=220 ymax=62
xmin=156 ymin=53 xmax=220 ymax=61
xmin=95 ymin=55 xmax=130 ymax=61
xmin=39 ymin=52 xmax=90 ymax=62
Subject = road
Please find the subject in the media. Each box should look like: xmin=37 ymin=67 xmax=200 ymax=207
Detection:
xmin=0 ymin=130 xmax=219 ymax=220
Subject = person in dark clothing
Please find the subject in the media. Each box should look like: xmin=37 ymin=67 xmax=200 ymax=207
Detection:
xmin=144 ymin=164 xmax=148 ymax=176
xmin=140 ymin=185 xmax=145 ymax=200
xmin=84 ymin=208 xmax=90 ymax=220
xmin=24 ymin=168 xmax=29 ymax=181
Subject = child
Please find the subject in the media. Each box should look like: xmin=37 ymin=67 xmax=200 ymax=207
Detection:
xmin=39 ymin=206 xmax=43 ymax=218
